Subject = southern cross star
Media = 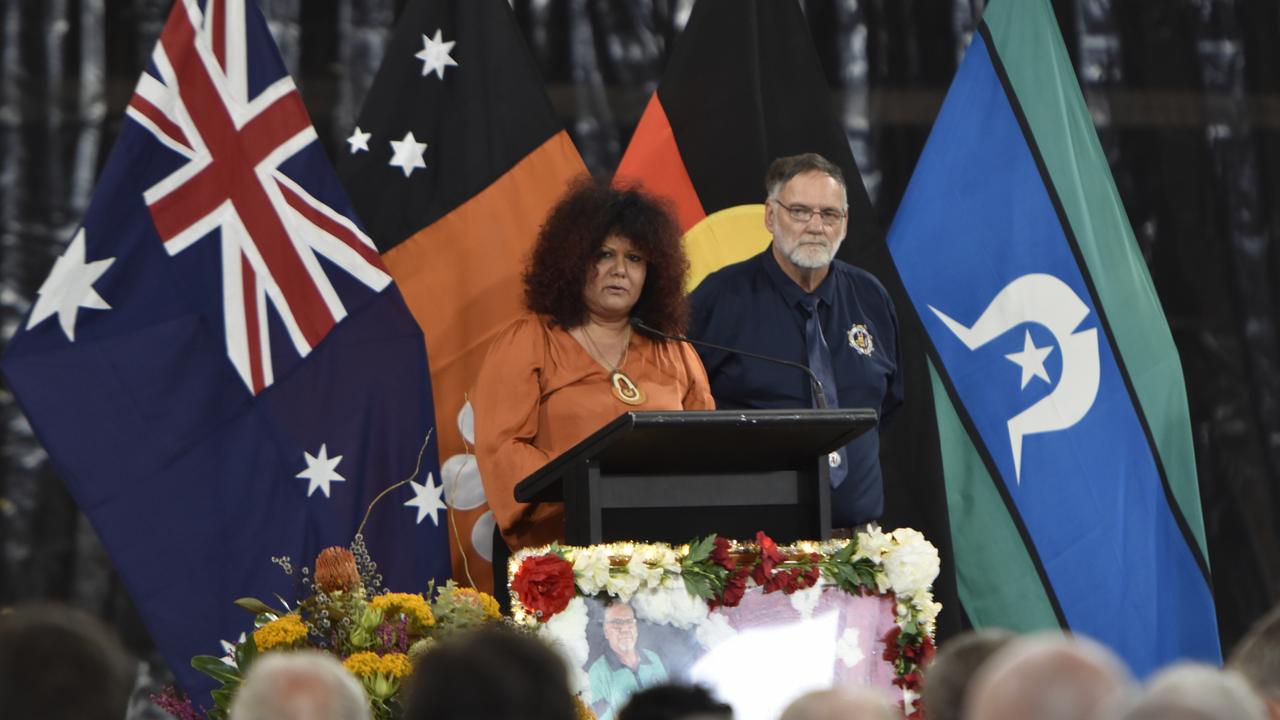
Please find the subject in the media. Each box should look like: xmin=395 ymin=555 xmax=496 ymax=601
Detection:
xmin=415 ymin=29 xmax=458 ymax=80
xmin=405 ymin=472 xmax=447 ymax=526
xmin=296 ymin=444 xmax=346 ymax=498
xmin=27 ymin=228 xmax=115 ymax=341
xmin=388 ymin=131 xmax=428 ymax=177
xmin=346 ymin=126 xmax=371 ymax=154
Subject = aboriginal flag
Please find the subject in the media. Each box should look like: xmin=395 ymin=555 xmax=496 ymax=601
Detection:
xmin=615 ymin=0 xmax=960 ymax=638
xmin=338 ymin=0 xmax=586 ymax=590
xmin=887 ymin=0 xmax=1217 ymax=673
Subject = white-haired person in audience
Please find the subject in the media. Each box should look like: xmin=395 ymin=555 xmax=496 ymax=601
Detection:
xmin=1106 ymin=662 xmax=1267 ymax=720
xmin=1231 ymin=604 xmax=1280 ymax=720
xmin=921 ymin=627 xmax=1015 ymax=720
xmin=963 ymin=631 xmax=1132 ymax=720
xmin=780 ymin=686 xmax=900 ymax=720
xmin=229 ymin=650 xmax=370 ymax=720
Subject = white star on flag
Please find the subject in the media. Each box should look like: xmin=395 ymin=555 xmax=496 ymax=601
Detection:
xmin=415 ymin=29 xmax=458 ymax=80
xmin=27 ymin=228 xmax=116 ymax=341
xmin=1005 ymin=329 xmax=1054 ymax=389
xmin=296 ymin=444 xmax=345 ymax=498
xmin=405 ymin=472 xmax=447 ymax=526
xmin=388 ymin=131 xmax=428 ymax=177
xmin=346 ymin=126 xmax=371 ymax=154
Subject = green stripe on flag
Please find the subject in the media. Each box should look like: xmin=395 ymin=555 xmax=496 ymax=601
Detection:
xmin=982 ymin=0 xmax=1209 ymax=563
xmin=930 ymin=360 xmax=1060 ymax=631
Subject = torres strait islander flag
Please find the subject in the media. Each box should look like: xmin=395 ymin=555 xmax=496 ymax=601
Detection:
xmin=616 ymin=0 xmax=961 ymax=638
xmin=337 ymin=0 xmax=586 ymax=591
xmin=886 ymin=0 xmax=1219 ymax=673
xmin=1 ymin=0 xmax=450 ymax=702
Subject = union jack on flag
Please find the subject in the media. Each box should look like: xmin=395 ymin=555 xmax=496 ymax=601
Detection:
xmin=1 ymin=0 xmax=450 ymax=703
xmin=127 ymin=0 xmax=392 ymax=393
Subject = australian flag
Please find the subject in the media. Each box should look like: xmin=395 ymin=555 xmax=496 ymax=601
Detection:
xmin=886 ymin=0 xmax=1218 ymax=675
xmin=1 ymin=0 xmax=450 ymax=700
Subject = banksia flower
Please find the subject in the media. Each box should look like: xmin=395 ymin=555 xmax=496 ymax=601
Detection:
xmin=315 ymin=546 xmax=361 ymax=593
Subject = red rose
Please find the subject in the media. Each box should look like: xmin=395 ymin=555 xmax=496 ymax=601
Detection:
xmin=715 ymin=568 xmax=750 ymax=608
xmin=751 ymin=531 xmax=784 ymax=585
xmin=882 ymin=626 xmax=903 ymax=662
xmin=710 ymin=536 xmax=736 ymax=571
xmin=511 ymin=554 xmax=575 ymax=621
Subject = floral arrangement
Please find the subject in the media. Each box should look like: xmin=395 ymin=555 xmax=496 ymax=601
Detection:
xmin=173 ymin=536 xmax=502 ymax=720
xmin=508 ymin=527 xmax=941 ymax=719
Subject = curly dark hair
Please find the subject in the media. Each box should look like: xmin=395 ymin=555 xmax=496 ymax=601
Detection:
xmin=524 ymin=176 xmax=690 ymax=335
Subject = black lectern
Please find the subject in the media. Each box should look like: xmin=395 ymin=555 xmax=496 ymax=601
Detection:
xmin=514 ymin=409 xmax=876 ymax=545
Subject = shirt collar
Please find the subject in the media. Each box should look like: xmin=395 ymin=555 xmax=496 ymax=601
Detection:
xmin=761 ymin=245 xmax=838 ymax=310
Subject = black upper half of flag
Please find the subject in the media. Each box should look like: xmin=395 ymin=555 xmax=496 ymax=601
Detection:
xmin=659 ymin=0 xmax=880 ymax=246
xmin=338 ymin=0 xmax=565 ymax=252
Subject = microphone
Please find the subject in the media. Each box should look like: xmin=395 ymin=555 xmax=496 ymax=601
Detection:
xmin=630 ymin=316 xmax=828 ymax=409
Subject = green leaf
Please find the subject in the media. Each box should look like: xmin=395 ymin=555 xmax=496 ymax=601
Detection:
xmin=236 ymin=633 xmax=259 ymax=669
xmin=211 ymin=686 xmax=238 ymax=711
xmin=192 ymin=655 xmax=241 ymax=685
xmin=683 ymin=534 xmax=716 ymax=565
xmin=234 ymin=597 xmax=279 ymax=615
xmin=682 ymin=572 xmax=714 ymax=600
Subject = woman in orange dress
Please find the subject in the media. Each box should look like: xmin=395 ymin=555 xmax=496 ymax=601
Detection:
xmin=472 ymin=178 xmax=714 ymax=560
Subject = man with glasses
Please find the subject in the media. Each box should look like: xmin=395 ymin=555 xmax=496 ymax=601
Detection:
xmin=588 ymin=600 xmax=669 ymax=720
xmin=689 ymin=152 xmax=902 ymax=532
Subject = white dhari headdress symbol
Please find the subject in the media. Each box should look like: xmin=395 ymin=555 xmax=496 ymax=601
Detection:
xmin=929 ymin=273 xmax=1100 ymax=484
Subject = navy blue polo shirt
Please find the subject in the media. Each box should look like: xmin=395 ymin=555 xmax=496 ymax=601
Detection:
xmin=688 ymin=248 xmax=903 ymax=527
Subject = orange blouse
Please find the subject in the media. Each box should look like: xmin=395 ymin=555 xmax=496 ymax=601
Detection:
xmin=472 ymin=313 xmax=715 ymax=551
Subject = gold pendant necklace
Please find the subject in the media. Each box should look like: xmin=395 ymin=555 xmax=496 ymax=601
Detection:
xmin=581 ymin=323 xmax=646 ymax=406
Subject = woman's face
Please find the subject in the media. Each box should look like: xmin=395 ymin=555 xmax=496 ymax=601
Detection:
xmin=582 ymin=233 xmax=647 ymax=323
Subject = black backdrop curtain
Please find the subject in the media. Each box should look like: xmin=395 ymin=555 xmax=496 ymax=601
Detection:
xmin=2 ymin=0 xmax=1277 ymax=679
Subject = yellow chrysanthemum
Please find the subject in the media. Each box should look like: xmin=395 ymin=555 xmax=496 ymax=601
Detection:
xmin=454 ymin=587 xmax=502 ymax=620
xmin=573 ymin=695 xmax=597 ymax=720
xmin=253 ymin=614 xmax=308 ymax=651
xmin=379 ymin=652 xmax=413 ymax=679
xmin=343 ymin=651 xmax=383 ymax=679
xmin=370 ymin=592 xmax=435 ymax=629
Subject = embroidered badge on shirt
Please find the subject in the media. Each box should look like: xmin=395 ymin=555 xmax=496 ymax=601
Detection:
xmin=847 ymin=323 xmax=875 ymax=356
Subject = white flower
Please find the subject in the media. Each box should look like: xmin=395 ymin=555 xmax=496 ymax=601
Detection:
xmin=626 ymin=545 xmax=672 ymax=591
xmin=605 ymin=568 xmax=642 ymax=601
xmin=834 ymin=626 xmax=865 ymax=668
xmin=882 ymin=529 xmax=940 ymax=596
xmin=539 ymin=596 xmax=590 ymax=669
xmin=572 ymin=546 xmax=612 ymax=596
xmin=911 ymin=591 xmax=943 ymax=629
xmin=632 ymin=585 xmax=709 ymax=630
xmin=788 ymin=582 xmax=824 ymax=618
xmin=695 ymin=611 xmax=737 ymax=650
xmin=855 ymin=525 xmax=892 ymax=563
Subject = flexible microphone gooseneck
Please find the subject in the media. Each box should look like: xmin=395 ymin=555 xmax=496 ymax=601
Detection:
xmin=629 ymin=316 xmax=828 ymax=409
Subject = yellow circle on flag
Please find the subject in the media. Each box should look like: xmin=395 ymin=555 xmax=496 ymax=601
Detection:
xmin=682 ymin=204 xmax=772 ymax=292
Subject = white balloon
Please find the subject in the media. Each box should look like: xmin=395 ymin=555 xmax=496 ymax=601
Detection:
xmin=456 ymin=401 xmax=475 ymax=445
xmin=440 ymin=454 xmax=486 ymax=510
xmin=470 ymin=511 xmax=496 ymax=562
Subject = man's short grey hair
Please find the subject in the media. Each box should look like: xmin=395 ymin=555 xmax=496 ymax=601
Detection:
xmin=1107 ymin=663 xmax=1268 ymax=720
xmin=780 ymin=686 xmax=898 ymax=720
xmin=230 ymin=650 xmax=370 ymax=720
xmin=1229 ymin=603 xmax=1280 ymax=702
xmin=764 ymin=153 xmax=847 ymax=205
xmin=963 ymin=631 xmax=1132 ymax=720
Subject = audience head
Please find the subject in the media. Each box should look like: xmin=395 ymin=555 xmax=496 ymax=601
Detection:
xmin=618 ymin=683 xmax=733 ymax=720
xmin=404 ymin=626 xmax=576 ymax=720
xmin=1108 ymin=662 xmax=1267 ymax=720
xmin=964 ymin=631 xmax=1131 ymax=720
xmin=0 ymin=602 xmax=136 ymax=720
xmin=229 ymin=650 xmax=369 ymax=720
xmin=921 ymin=627 xmax=1016 ymax=720
xmin=1230 ymin=604 xmax=1280 ymax=718
xmin=779 ymin=686 xmax=899 ymax=720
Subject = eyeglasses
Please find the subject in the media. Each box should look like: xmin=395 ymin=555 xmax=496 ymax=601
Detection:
xmin=772 ymin=200 xmax=847 ymax=228
xmin=605 ymin=619 xmax=637 ymax=629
